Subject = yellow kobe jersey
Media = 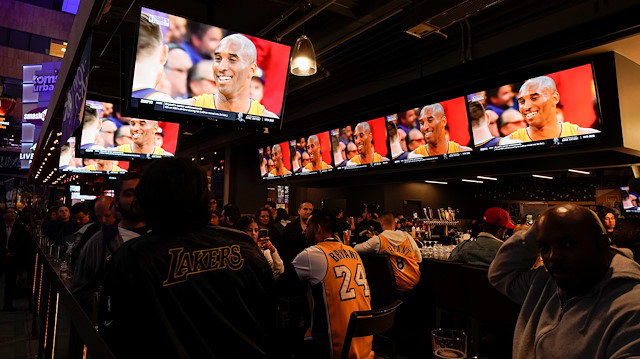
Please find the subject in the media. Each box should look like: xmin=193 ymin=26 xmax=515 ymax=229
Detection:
xmin=413 ymin=141 xmax=462 ymax=157
xmin=116 ymin=144 xmax=167 ymax=155
xmin=193 ymin=94 xmax=264 ymax=116
xmin=304 ymin=161 xmax=331 ymax=171
xmin=350 ymin=153 xmax=383 ymax=165
xmin=378 ymin=234 xmax=421 ymax=291
xmin=317 ymin=241 xmax=374 ymax=359
xmin=510 ymin=122 xmax=580 ymax=142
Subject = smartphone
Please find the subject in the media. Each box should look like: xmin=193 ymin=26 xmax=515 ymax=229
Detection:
xmin=258 ymin=229 xmax=269 ymax=240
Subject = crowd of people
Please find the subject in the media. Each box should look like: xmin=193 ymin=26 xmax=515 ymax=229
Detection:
xmin=3 ymin=158 xmax=640 ymax=357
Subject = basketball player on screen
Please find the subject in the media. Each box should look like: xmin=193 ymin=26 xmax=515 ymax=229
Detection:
xmin=115 ymin=119 xmax=173 ymax=156
xmin=302 ymin=135 xmax=332 ymax=172
xmin=183 ymin=34 xmax=278 ymax=118
xmin=268 ymin=144 xmax=290 ymax=177
xmin=409 ymin=103 xmax=472 ymax=158
xmin=346 ymin=122 xmax=389 ymax=165
xmin=131 ymin=13 xmax=176 ymax=102
xmin=504 ymin=76 xmax=600 ymax=142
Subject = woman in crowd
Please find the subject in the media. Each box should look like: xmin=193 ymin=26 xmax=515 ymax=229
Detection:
xmin=255 ymin=207 xmax=282 ymax=250
xmin=236 ymin=215 xmax=284 ymax=277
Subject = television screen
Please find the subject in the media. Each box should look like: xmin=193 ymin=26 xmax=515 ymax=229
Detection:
xmin=621 ymin=184 xmax=640 ymax=215
xmin=467 ymin=63 xmax=602 ymax=152
xmin=330 ymin=117 xmax=390 ymax=170
xmin=290 ymin=131 xmax=334 ymax=176
xmin=393 ymin=97 xmax=472 ymax=164
xmin=259 ymin=141 xmax=292 ymax=179
xmin=77 ymin=100 xmax=179 ymax=161
xmin=124 ymin=7 xmax=291 ymax=129
xmin=59 ymin=136 xmax=128 ymax=174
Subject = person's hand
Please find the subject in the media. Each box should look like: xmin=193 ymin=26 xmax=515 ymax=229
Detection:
xmin=261 ymin=238 xmax=276 ymax=253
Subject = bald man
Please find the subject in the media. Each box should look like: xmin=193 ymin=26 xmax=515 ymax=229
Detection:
xmin=409 ymin=103 xmax=471 ymax=158
xmin=504 ymin=76 xmax=600 ymax=142
xmin=354 ymin=211 xmax=421 ymax=291
xmin=302 ymin=135 xmax=332 ymax=172
xmin=164 ymin=46 xmax=193 ymax=99
xmin=346 ymin=122 xmax=389 ymax=165
xmin=184 ymin=34 xmax=278 ymax=118
xmin=489 ymin=204 xmax=640 ymax=358
xmin=268 ymin=144 xmax=291 ymax=176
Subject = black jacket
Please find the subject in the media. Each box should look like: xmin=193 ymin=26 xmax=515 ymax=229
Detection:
xmin=98 ymin=225 xmax=275 ymax=358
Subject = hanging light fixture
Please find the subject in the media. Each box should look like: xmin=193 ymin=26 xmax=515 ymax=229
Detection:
xmin=290 ymin=34 xmax=317 ymax=76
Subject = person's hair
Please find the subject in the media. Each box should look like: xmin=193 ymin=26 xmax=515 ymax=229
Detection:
xmin=308 ymin=209 xmax=335 ymax=235
xmin=299 ymin=200 xmax=313 ymax=209
xmin=521 ymin=76 xmax=557 ymax=94
xmin=135 ymin=158 xmax=210 ymax=232
xmin=366 ymin=203 xmax=381 ymax=219
xmin=217 ymin=34 xmax=257 ymax=64
xmin=601 ymin=207 xmax=617 ymax=221
xmin=406 ymin=129 xmax=423 ymax=148
xmin=498 ymin=108 xmax=521 ymax=128
xmin=611 ymin=218 xmax=640 ymax=248
xmin=222 ymin=204 xmax=241 ymax=225
xmin=188 ymin=22 xmax=212 ymax=41
xmin=235 ymin=215 xmax=257 ymax=232
xmin=468 ymin=101 xmax=486 ymax=127
xmin=266 ymin=200 xmax=277 ymax=209
xmin=380 ymin=211 xmax=395 ymax=227
xmin=70 ymin=202 xmax=89 ymax=215
xmin=355 ymin=121 xmax=371 ymax=134
xmin=255 ymin=207 xmax=273 ymax=222
xmin=276 ymin=208 xmax=289 ymax=222
xmin=485 ymin=87 xmax=500 ymax=100
xmin=308 ymin=134 xmax=319 ymax=146
xmin=138 ymin=13 xmax=163 ymax=58
xmin=421 ymin=103 xmax=445 ymax=119
xmin=387 ymin=121 xmax=398 ymax=140
xmin=114 ymin=172 xmax=142 ymax=201
xmin=272 ymin=143 xmax=281 ymax=154
xmin=82 ymin=105 xmax=99 ymax=127
xmin=398 ymin=110 xmax=414 ymax=121
xmin=115 ymin=125 xmax=130 ymax=139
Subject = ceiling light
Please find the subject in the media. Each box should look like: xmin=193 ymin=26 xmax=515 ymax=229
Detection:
xmin=462 ymin=179 xmax=483 ymax=184
xmin=290 ymin=35 xmax=317 ymax=76
xmin=568 ymin=169 xmax=590 ymax=175
xmin=477 ymin=176 xmax=497 ymax=181
xmin=532 ymin=174 xmax=553 ymax=180
xmin=425 ymin=180 xmax=448 ymax=185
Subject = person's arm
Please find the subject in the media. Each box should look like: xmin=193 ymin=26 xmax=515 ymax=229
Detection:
xmin=270 ymin=249 xmax=285 ymax=275
xmin=459 ymin=145 xmax=472 ymax=151
xmin=488 ymin=226 xmax=543 ymax=305
xmin=71 ymin=233 xmax=102 ymax=311
xmin=406 ymin=232 xmax=422 ymax=263
xmin=181 ymin=97 xmax=196 ymax=106
xmin=353 ymin=236 xmax=381 ymax=255
xmin=577 ymin=126 xmax=600 ymax=134
xmin=263 ymin=109 xmax=279 ymax=119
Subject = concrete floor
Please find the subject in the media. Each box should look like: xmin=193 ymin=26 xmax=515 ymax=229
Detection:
xmin=0 ymin=274 xmax=38 ymax=359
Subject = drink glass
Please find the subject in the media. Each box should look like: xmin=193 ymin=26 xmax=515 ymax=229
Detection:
xmin=432 ymin=329 xmax=466 ymax=358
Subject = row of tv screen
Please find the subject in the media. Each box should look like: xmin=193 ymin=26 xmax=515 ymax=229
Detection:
xmin=260 ymin=63 xmax=603 ymax=179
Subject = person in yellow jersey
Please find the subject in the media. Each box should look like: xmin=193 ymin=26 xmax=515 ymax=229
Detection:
xmin=183 ymin=34 xmax=278 ymax=118
xmin=346 ymin=122 xmax=389 ymax=166
xmin=354 ymin=211 xmax=422 ymax=291
xmin=408 ymin=103 xmax=472 ymax=158
xmin=302 ymin=135 xmax=333 ymax=172
xmin=84 ymin=158 xmax=126 ymax=173
xmin=115 ymin=119 xmax=173 ymax=156
xmin=504 ymin=76 xmax=600 ymax=142
xmin=267 ymin=144 xmax=291 ymax=177
xmin=276 ymin=210 xmax=373 ymax=359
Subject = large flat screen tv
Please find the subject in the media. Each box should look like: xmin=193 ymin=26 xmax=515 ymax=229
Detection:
xmin=123 ymin=7 xmax=291 ymax=129
xmin=330 ymin=117 xmax=390 ymax=170
xmin=59 ymin=136 xmax=129 ymax=174
xmin=260 ymin=141 xmax=292 ymax=179
xmin=392 ymin=97 xmax=472 ymax=164
xmin=77 ymin=100 xmax=179 ymax=161
xmin=467 ymin=63 xmax=602 ymax=153
xmin=292 ymin=131 xmax=334 ymax=176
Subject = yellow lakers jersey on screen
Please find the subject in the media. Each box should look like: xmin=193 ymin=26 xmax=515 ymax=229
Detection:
xmin=193 ymin=94 xmax=265 ymax=116
xmin=378 ymin=234 xmax=421 ymax=291
xmin=413 ymin=141 xmax=462 ymax=157
xmin=317 ymin=241 xmax=373 ymax=359
xmin=304 ymin=161 xmax=331 ymax=171
xmin=349 ymin=153 xmax=384 ymax=165
xmin=510 ymin=122 xmax=580 ymax=142
xmin=269 ymin=167 xmax=291 ymax=176
xmin=116 ymin=144 xmax=167 ymax=155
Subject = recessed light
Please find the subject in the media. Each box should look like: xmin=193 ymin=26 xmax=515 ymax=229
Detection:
xmin=568 ymin=169 xmax=590 ymax=175
xmin=462 ymin=179 xmax=483 ymax=184
xmin=532 ymin=174 xmax=553 ymax=180
xmin=477 ymin=176 xmax=497 ymax=181
xmin=425 ymin=180 xmax=448 ymax=185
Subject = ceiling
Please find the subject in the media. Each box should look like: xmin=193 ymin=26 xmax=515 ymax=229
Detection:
xmin=27 ymin=0 xmax=640 ymax=185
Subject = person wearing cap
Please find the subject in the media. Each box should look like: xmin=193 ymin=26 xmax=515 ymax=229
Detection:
xmin=448 ymin=207 xmax=515 ymax=267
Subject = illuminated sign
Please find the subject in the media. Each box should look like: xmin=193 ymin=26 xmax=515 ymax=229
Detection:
xmin=32 ymin=74 xmax=58 ymax=92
